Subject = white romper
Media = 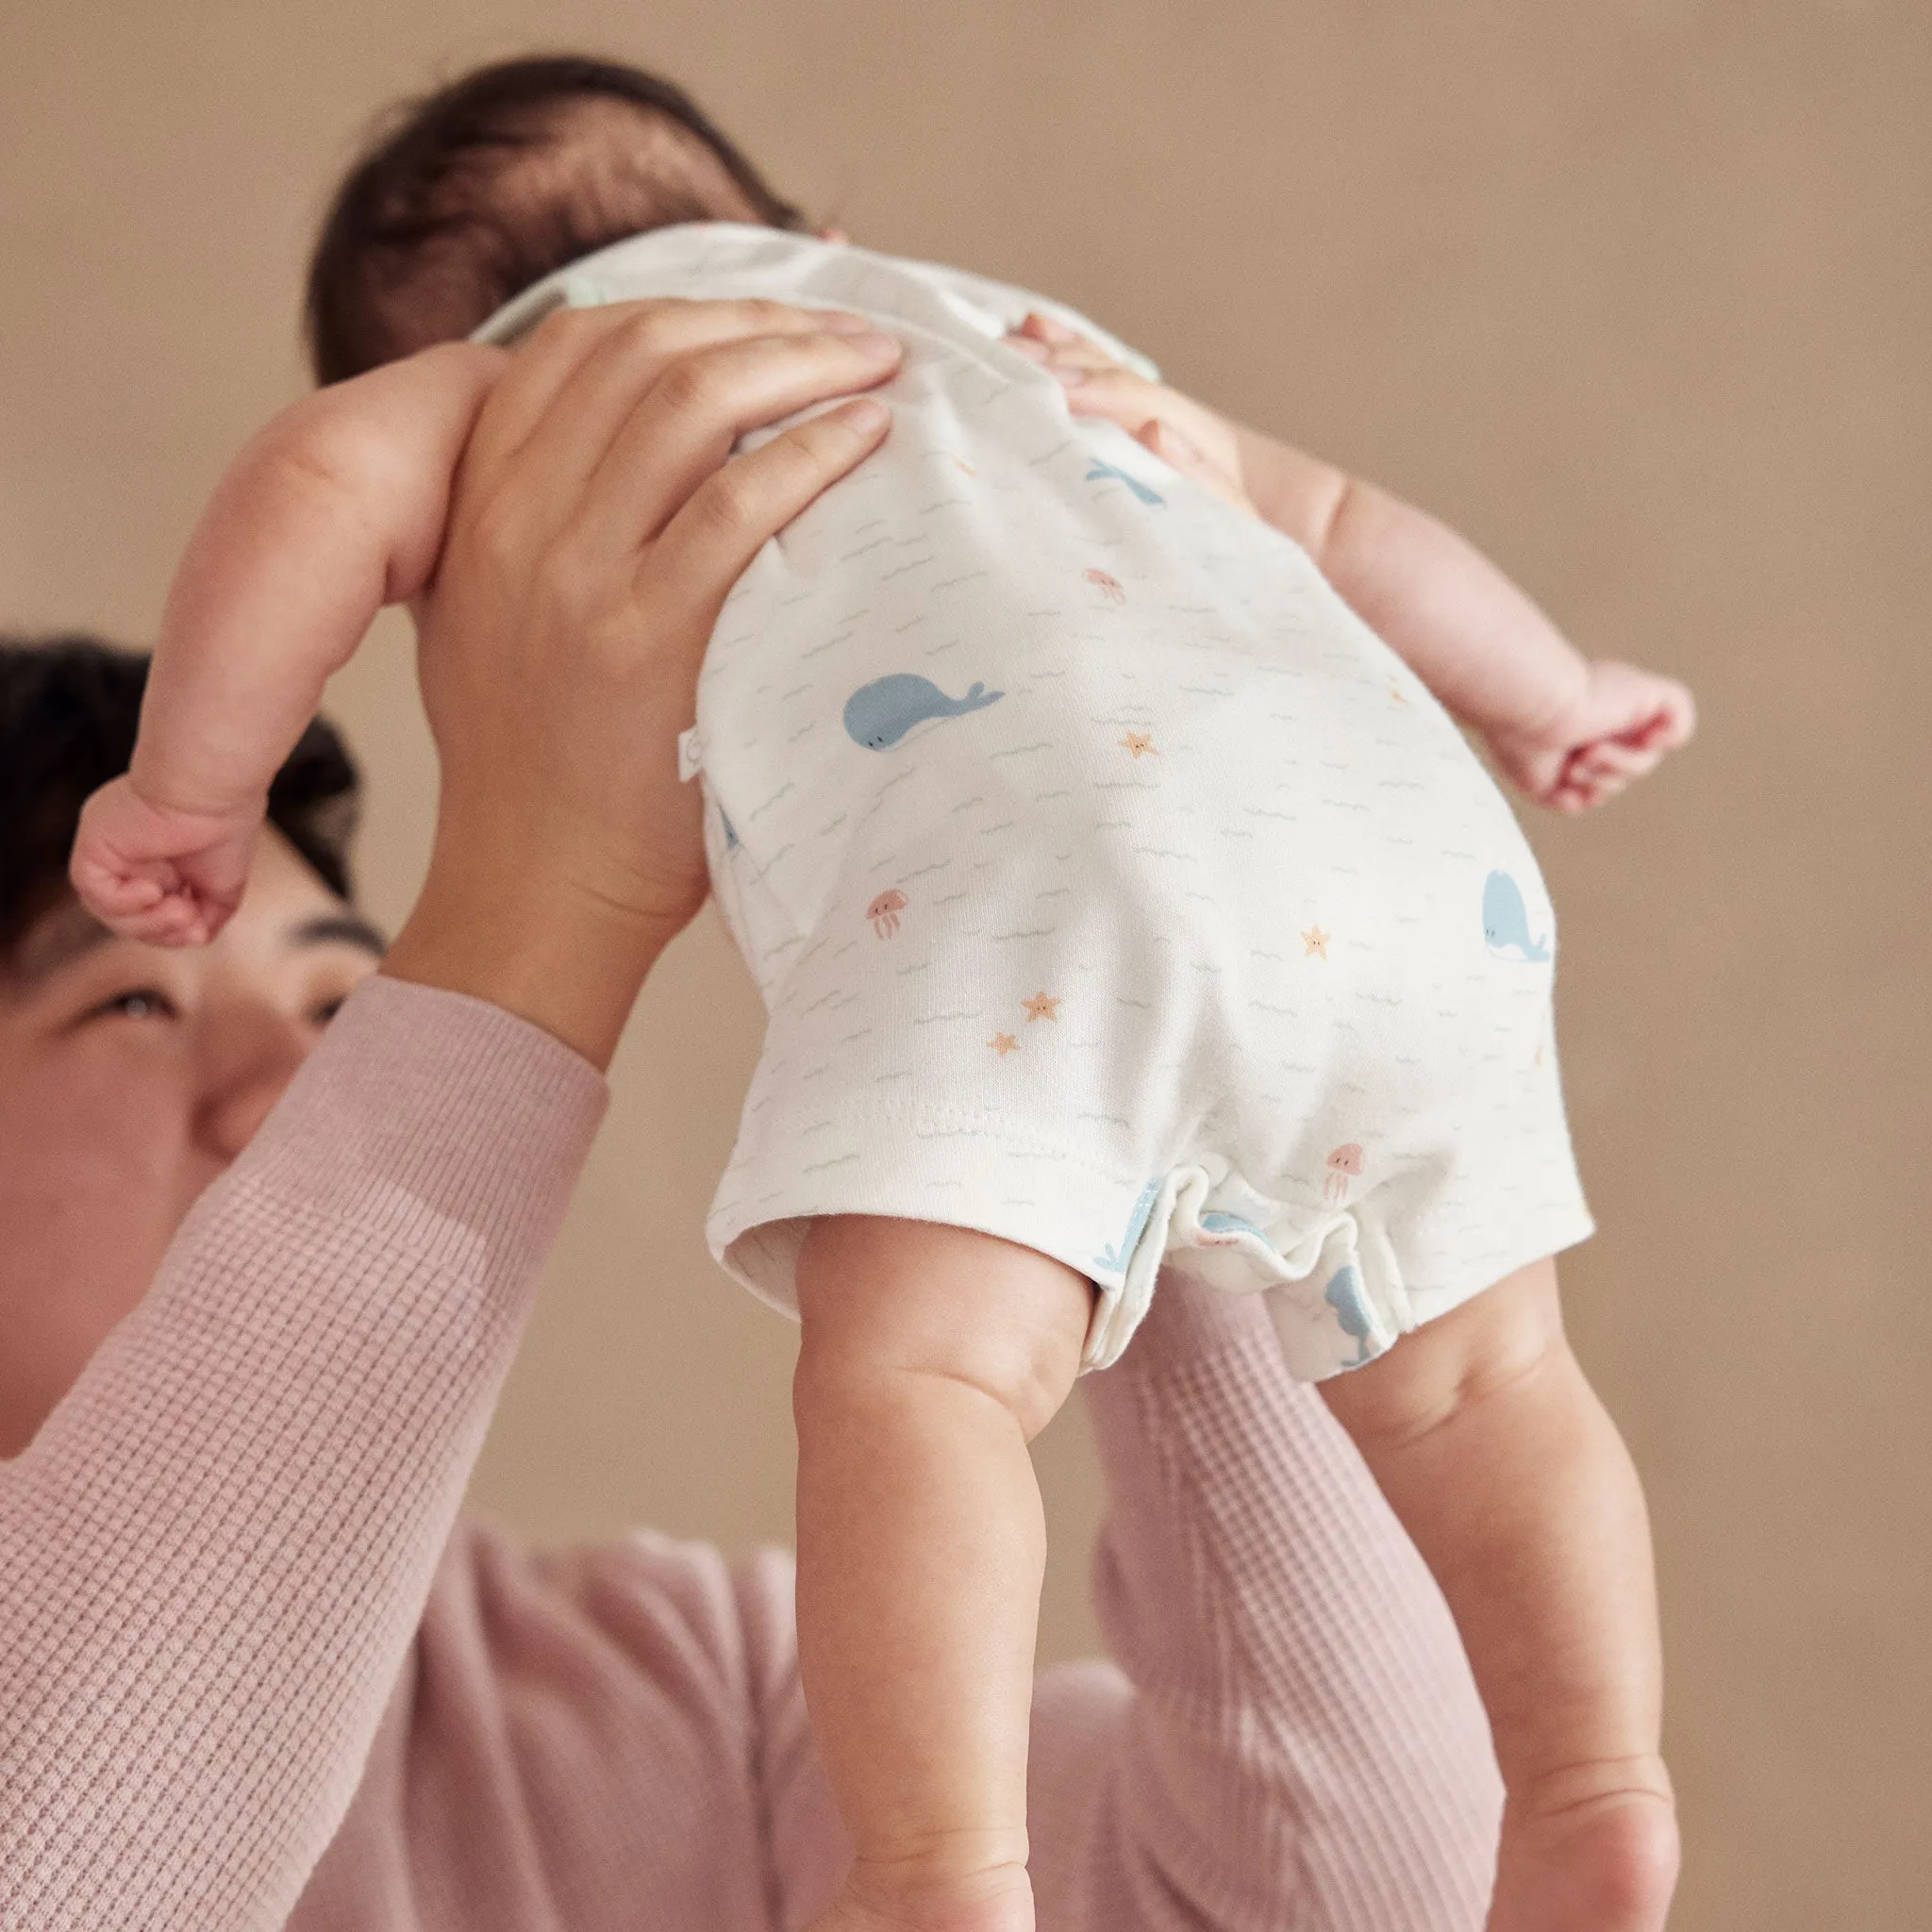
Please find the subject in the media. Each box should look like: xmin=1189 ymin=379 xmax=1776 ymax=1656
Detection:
xmin=479 ymin=225 xmax=1594 ymax=1378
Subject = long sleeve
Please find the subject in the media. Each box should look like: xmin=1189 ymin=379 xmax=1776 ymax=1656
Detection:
xmin=283 ymin=1278 xmax=1503 ymax=1932
xmin=1026 ymin=1272 xmax=1504 ymax=1930
xmin=0 ymin=975 xmax=606 ymax=1932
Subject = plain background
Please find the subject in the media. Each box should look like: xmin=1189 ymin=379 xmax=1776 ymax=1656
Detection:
xmin=4 ymin=4 xmax=1926 ymax=1924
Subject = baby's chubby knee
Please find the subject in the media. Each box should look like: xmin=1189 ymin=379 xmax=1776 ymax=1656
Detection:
xmin=794 ymin=1216 xmax=1093 ymax=1441
xmin=1317 ymin=1253 xmax=1572 ymax=1455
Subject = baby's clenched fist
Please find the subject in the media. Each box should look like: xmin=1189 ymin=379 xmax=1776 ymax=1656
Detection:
xmin=1490 ymin=660 xmax=1696 ymax=814
xmin=70 ymin=774 xmax=263 ymax=946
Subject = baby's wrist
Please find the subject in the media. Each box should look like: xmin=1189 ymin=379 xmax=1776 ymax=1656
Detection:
xmin=121 ymin=760 xmax=267 ymax=834
xmin=1476 ymin=654 xmax=1595 ymax=758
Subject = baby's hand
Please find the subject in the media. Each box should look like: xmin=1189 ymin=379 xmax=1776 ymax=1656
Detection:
xmin=70 ymin=774 xmax=264 ymax=945
xmin=1489 ymin=660 xmax=1696 ymax=814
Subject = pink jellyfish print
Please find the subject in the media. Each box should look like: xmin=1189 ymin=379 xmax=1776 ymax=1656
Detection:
xmin=1324 ymin=1142 xmax=1365 ymax=1204
xmin=867 ymin=889 xmax=908 ymax=939
xmin=1083 ymin=567 xmax=1126 ymax=604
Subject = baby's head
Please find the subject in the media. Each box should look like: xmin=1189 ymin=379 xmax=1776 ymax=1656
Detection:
xmin=307 ymin=55 xmax=804 ymax=384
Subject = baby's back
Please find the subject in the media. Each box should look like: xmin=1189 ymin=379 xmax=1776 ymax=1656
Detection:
xmin=480 ymin=226 xmax=1583 ymax=1377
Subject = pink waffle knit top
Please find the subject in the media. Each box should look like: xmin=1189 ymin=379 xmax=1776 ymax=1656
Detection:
xmin=0 ymin=974 xmax=1502 ymax=1930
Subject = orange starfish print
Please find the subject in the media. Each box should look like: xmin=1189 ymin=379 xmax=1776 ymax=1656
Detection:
xmin=1083 ymin=568 xmax=1125 ymax=604
xmin=1022 ymin=991 xmax=1061 ymax=1023
xmin=1120 ymin=731 xmax=1157 ymax=758
xmin=989 ymin=1031 xmax=1021 ymax=1057
xmin=1301 ymin=924 xmax=1330 ymax=959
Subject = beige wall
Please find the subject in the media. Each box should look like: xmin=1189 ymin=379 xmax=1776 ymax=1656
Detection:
xmin=5 ymin=4 xmax=1927 ymax=1924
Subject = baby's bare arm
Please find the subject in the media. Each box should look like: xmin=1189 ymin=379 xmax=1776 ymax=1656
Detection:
xmin=1004 ymin=317 xmax=1693 ymax=813
xmin=1235 ymin=432 xmax=1582 ymax=733
xmin=132 ymin=343 xmax=505 ymax=818
xmin=1233 ymin=425 xmax=1694 ymax=809
xmin=68 ymin=343 xmax=505 ymax=944
xmin=1318 ymin=1258 xmax=1678 ymax=1931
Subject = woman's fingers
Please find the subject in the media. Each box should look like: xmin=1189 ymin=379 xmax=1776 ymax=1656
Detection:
xmin=1006 ymin=333 xmax=1115 ymax=375
xmin=464 ymin=298 xmax=875 ymax=502
xmin=1135 ymin=416 xmax=1255 ymax=512
xmin=1010 ymin=309 xmax=1081 ymax=349
xmin=1003 ymin=313 xmax=1256 ymax=511
xmin=1059 ymin=361 xmax=1180 ymax=422
xmin=568 ymin=328 xmax=901 ymax=565
xmin=507 ymin=303 xmax=885 ymax=515
xmin=645 ymin=397 xmax=892 ymax=639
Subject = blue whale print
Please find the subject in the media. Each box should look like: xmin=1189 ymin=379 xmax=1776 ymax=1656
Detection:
xmin=1093 ymin=1178 xmax=1162 ymax=1275
xmin=1482 ymin=869 xmax=1551 ymax=963
xmin=1085 ymin=458 xmax=1166 ymax=508
xmin=842 ymin=674 xmax=1006 ymax=750
xmin=1200 ymin=1211 xmax=1275 ymax=1247
xmin=1324 ymin=1262 xmax=1377 ymax=1370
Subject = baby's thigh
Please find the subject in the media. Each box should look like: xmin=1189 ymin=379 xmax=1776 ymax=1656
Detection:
xmin=795 ymin=1216 xmax=1093 ymax=1432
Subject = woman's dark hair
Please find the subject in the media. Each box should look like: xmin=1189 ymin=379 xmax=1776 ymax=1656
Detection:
xmin=0 ymin=635 xmax=359 ymax=961
xmin=306 ymin=54 xmax=805 ymax=384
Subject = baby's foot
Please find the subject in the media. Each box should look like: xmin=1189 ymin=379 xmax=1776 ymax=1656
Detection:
xmin=1489 ymin=1766 xmax=1679 ymax=1932
xmin=805 ymin=1857 xmax=1034 ymax=1932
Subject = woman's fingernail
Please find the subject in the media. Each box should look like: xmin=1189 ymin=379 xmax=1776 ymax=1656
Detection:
xmin=849 ymin=329 xmax=901 ymax=360
xmin=1054 ymin=365 xmax=1087 ymax=388
xmin=822 ymin=310 xmax=876 ymax=333
xmin=840 ymin=398 xmax=891 ymax=433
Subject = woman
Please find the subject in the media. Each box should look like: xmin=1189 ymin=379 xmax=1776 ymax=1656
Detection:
xmin=0 ymin=304 xmax=1503 ymax=1929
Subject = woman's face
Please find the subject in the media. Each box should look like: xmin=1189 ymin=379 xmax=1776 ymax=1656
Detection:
xmin=0 ymin=831 xmax=384 ymax=1456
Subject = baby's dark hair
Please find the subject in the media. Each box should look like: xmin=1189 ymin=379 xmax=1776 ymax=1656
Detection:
xmin=0 ymin=636 xmax=359 ymax=963
xmin=306 ymin=54 xmax=806 ymax=384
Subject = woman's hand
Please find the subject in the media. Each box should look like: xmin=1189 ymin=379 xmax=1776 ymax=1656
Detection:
xmin=382 ymin=299 xmax=900 ymax=1066
xmin=1003 ymin=310 xmax=1256 ymax=514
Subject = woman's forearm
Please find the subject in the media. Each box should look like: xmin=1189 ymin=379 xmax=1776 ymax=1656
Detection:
xmin=0 ymin=978 xmax=605 ymax=1932
xmin=380 ymin=839 xmax=679 ymax=1072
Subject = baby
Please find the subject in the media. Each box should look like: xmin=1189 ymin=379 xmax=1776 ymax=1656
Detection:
xmin=77 ymin=59 xmax=1691 ymax=1932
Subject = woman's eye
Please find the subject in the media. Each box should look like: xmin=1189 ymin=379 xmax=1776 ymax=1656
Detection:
xmin=91 ymin=988 xmax=177 ymax=1022
xmin=311 ymin=995 xmax=347 ymax=1025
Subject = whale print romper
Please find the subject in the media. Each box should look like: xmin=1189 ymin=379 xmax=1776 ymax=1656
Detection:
xmin=477 ymin=225 xmax=1594 ymax=1378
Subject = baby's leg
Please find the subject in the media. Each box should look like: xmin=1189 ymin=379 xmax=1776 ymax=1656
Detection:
xmin=1318 ymin=1257 xmax=1679 ymax=1932
xmin=792 ymin=1216 xmax=1093 ymax=1932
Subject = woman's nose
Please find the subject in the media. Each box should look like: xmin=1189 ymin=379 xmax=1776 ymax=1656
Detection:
xmin=197 ymin=1004 xmax=315 ymax=1161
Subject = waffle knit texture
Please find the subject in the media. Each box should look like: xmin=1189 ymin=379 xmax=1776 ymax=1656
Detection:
xmin=1 ymin=974 xmax=1502 ymax=1929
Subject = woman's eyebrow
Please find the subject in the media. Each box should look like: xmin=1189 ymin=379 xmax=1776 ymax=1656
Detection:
xmin=291 ymin=912 xmax=388 ymax=958
xmin=5 ymin=903 xmax=113 ymax=991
